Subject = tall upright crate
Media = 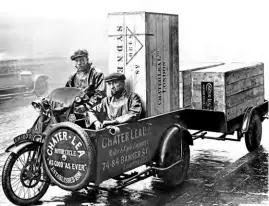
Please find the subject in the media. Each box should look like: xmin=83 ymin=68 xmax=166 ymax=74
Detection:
xmin=191 ymin=62 xmax=265 ymax=120
xmin=108 ymin=12 xmax=179 ymax=117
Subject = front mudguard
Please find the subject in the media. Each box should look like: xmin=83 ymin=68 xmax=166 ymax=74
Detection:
xmin=6 ymin=142 xmax=42 ymax=154
xmin=158 ymin=124 xmax=193 ymax=167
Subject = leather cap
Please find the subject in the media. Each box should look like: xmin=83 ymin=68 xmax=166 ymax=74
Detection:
xmin=70 ymin=49 xmax=88 ymax=60
xmin=105 ymin=73 xmax=126 ymax=82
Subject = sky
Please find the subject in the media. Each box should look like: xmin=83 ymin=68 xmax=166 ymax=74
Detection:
xmin=0 ymin=0 xmax=268 ymax=65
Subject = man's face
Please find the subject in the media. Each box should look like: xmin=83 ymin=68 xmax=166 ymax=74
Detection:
xmin=75 ymin=56 xmax=88 ymax=70
xmin=107 ymin=80 xmax=125 ymax=95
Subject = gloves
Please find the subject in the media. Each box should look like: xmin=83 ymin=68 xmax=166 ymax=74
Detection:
xmin=93 ymin=119 xmax=118 ymax=130
xmin=94 ymin=121 xmax=103 ymax=130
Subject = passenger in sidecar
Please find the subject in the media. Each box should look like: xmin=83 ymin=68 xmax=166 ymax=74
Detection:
xmin=86 ymin=72 xmax=143 ymax=130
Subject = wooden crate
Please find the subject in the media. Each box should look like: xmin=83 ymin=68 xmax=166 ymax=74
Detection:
xmin=191 ymin=62 xmax=265 ymax=120
xmin=179 ymin=62 xmax=224 ymax=108
xmin=108 ymin=12 xmax=179 ymax=117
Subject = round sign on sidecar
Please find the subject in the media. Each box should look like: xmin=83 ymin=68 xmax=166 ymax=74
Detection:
xmin=42 ymin=122 xmax=96 ymax=191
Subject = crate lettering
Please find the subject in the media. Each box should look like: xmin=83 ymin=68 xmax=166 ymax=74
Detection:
xmin=109 ymin=12 xmax=179 ymax=117
xmin=201 ymin=82 xmax=214 ymax=110
xmin=116 ymin=25 xmax=124 ymax=73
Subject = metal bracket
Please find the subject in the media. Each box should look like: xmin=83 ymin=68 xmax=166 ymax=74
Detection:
xmin=192 ymin=131 xmax=240 ymax=142
xmin=151 ymin=159 xmax=183 ymax=171
xmin=115 ymin=168 xmax=156 ymax=190
xmin=242 ymin=107 xmax=254 ymax=133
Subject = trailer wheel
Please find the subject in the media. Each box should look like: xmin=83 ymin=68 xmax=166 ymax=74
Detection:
xmin=159 ymin=134 xmax=190 ymax=187
xmin=245 ymin=110 xmax=262 ymax=152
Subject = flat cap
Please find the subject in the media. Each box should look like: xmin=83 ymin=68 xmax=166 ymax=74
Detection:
xmin=105 ymin=72 xmax=126 ymax=82
xmin=70 ymin=49 xmax=88 ymax=60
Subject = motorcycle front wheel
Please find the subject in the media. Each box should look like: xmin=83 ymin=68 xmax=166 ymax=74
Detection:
xmin=2 ymin=145 xmax=50 ymax=205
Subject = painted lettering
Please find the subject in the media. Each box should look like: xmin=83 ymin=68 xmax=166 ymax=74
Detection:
xmin=117 ymin=26 xmax=123 ymax=32
xmin=116 ymin=25 xmax=124 ymax=73
xmin=101 ymin=125 xmax=151 ymax=148
xmin=157 ymin=50 xmax=162 ymax=105
xmin=46 ymin=131 xmax=69 ymax=156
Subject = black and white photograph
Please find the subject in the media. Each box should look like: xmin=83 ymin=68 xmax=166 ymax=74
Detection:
xmin=0 ymin=0 xmax=268 ymax=205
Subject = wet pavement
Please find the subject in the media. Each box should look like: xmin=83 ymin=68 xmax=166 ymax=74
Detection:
xmin=0 ymin=97 xmax=268 ymax=206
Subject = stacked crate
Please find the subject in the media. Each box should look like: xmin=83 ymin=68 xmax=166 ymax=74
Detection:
xmin=191 ymin=62 xmax=264 ymax=120
xmin=108 ymin=12 xmax=179 ymax=117
xmin=179 ymin=62 xmax=224 ymax=108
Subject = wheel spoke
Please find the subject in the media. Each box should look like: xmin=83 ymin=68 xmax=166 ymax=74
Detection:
xmin=26 ymin=187 xmax=31 ymax=199
xmin=22 ymin=186 xmax=26 ymax=199
xmin=14 ymin=161 xmax=23 ymax=171
xmin=21 ymin=152 xmax=27 ymax=165
xmin=10 ymin=177 xmax=20 ymax=180
xmin=14 ymin=180 xmax=23 ymax=194
xmin=11 ymin=178 xmax=20 ymax=188
xmin=10 ymin=169 xmax=22 ymax=172
xmin=17 ymin=187 xmax=23 ymax=197
xmin=29 ymin=179 xmax=33 ymax=187
xmin=33 ymin=186 xmax=37 ymax=196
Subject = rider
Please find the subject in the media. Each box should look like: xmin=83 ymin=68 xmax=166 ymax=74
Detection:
xmin=65 ymin=49 xmax=106 ymax=107
xmin=86 ymin=72 xmax=143 ymax=129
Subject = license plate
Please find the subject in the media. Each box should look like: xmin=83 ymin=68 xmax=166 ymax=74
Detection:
xmin=14 ymin=133 xmax=44 ymax=144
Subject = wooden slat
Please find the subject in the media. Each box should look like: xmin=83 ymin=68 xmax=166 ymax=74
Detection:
xmin=124 ymin=13 xmax=147 ymax=115
xmin=225 ymin=63 xmax=264 ymax=85
xmin=226 ymin=95 xmax=264 ymax=120
xmin=154 ymin=13 xmax=164 ymax=115
xmin=162 ymin=14 xmax=170 ymax=113
xmin=226 ymin=75 xmax=264 ymax=97
xmin=145 ymin=14 xmax=152 ymax=117
xmin=170 ymin=15 xmax=179 ymax=111
xmin=192 ymin=72 xmax=225 ymax=86
xmin=183 ymin=85 xmax=191 ymax=107
xmin=226 ymin=85 xmax=264 ymax=108
xmin=146 ymin=13 xmax=157 ymax=117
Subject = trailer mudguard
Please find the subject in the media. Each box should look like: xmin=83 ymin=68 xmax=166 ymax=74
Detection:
xmin=5 ymin=142 xmax=42 ymax=154
xmin=242 ymin=101 xmax=268 ymax=133
xmin=158 ymin=124 xmax=193 ymax=166
xmin=242 ymin=107 xmax=255 ymax=133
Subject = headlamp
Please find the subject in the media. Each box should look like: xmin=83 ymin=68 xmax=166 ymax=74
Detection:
xmin=31 ymin=100 xmax=42 ymax=113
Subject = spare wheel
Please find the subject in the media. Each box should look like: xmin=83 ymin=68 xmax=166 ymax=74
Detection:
xmin=42 ymin=122 xmax=95 ymax=191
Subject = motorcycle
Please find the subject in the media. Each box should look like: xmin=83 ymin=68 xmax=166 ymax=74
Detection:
xmin=2 ymin=86 xmax=193 ymax=206
xmin=1 ymin=87 xmax=92 ymax=205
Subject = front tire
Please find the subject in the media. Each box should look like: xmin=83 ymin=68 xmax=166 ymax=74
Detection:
xmin=245 ymin=110 xmax=262 ymax=152
xmin=2 ymin=146 xmax=50 ymax=205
